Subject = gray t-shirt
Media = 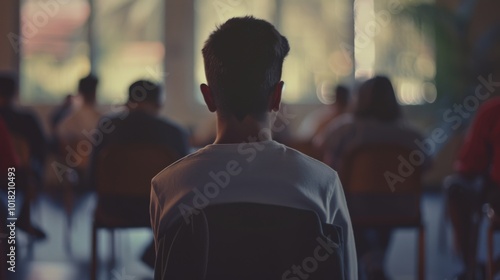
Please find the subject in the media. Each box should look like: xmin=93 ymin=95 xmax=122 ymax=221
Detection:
xmin=150 ymin=140 xmax=357 ymax=279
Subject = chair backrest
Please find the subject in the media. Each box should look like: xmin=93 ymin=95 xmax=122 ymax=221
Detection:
xmin=339 ymin=144 xmax=423 ymax=226
xmin=96 ymin=143 xmax=179 ymax=198
xmin=59 ymin=139 xmax=92 ymax=171
xmin=155 ymin=203 xmax=344 ymax=280
xmin=340 ymin=144 xmax=422 ymax=194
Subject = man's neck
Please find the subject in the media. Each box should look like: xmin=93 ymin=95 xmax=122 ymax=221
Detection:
xmin=214 ymin=114 xmax=273 ymax=144
xmin=82 ymin=101 xmax=96 ymax=108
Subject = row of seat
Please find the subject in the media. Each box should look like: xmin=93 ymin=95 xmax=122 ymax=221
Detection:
xmin=48 ymin=139 xmax=498 ymax=279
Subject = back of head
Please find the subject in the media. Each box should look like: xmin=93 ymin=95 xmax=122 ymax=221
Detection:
xmin=78 ymin=74 xmax=99 ymax=104
xmin=334 ymin=85 xmax=350 ymax=107
xmin=202 ymin=16 xmax=290 ymax=121
xmin=128 ymin=80 xmax=163 ymax=108
xmin=354 ymin=76 xmax=401 ymax=122
xmin=0 ymin=73 xmax=18 ymax=103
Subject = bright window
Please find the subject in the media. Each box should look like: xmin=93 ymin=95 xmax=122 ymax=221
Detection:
xmin=20 ymin=0 xmax=165 ymax=104
xmin=194 ymin=0 xmax=353 ymax=104
xmin=355 ymin=0 xmax=436 ymax=105
xmin=93 ymin=0 xmax=165 ymax=104
xmin=20 ymin=0 xmax=90 ymax=103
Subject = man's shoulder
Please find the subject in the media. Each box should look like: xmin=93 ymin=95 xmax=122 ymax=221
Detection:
xmin=283 ymin=144 xmax=339 ymax=175
xmin=152 ymin=149 xmax=202 ymax=183
xmin=152 ymin=143 xmax=339 ymax=186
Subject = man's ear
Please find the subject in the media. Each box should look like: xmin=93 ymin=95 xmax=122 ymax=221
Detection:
xmin=200 ymin=84 xmax=217 ymax=112
xmin=269 ymin=81 xmax=284 ymax=112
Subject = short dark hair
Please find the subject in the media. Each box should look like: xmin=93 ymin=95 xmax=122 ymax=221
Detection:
xmin=78 ymin=74 xmax=99 ymax=102
xmin=354 ymin=76 xmax=402 ymax=122
xmin=0 ymin=73 xmax=18 ymax=100
xmin=202 ymin=16 xmax=290 ymax=121
xmin=334 ymin=85 xmax=350 ymax=106
xmin=128 ymin=80 xmax=162 ymax=106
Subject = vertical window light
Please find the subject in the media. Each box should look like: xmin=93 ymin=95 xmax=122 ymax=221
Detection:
xmin=93 ymin=0 xmax=165 ymax=104
xmin=194 ymin=0 xmax=352 ymax=104
xmin=20 ymin=0 xmax=90 ymax=103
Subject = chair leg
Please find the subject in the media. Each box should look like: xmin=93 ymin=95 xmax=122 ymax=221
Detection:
xmin=487 ymin=224 xmax=494 ymax=280
xmin=111 ymin=229 xmax=116 ymax=269
xmin=418 ymin=225 xmax=425 ymax=280
xmin=91 ymin=223 xmax=98 ymax=280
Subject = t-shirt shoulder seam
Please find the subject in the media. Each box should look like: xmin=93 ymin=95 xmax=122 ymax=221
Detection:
xmin=152 ymin=149 xmax=205 ymax=181
xmin=284 ymin=145 xmax=338 ymax=174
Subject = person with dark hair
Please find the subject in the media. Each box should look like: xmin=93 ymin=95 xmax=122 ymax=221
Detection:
xmin=56 ymin=74 xmax=101 ymax=146
xmin=78 ymin=75 xmax=99 ymax=104
xmin=0 ymin=72 xmax=47 ymax=239
xmin=298 ymin=84 xmax=351 ymax=141
xmin=319 ymin=76 xmax=427 ymax=279
xmin=0 ymin=116 xmax=18 ymax=173
xmin=354 ymin=77 xmax=401 ymax=122
xmin=89 ymin=79 xmax=189 ymax=267
xmin=55 ymin=74 xmax=101 ymax=188
xmin=150 ymin=16 xmax=357 ymax=278
xmin=319 ymin=76 xmax=424 ymax=170
xmin=90 ymin=80 xmax=189 ymax=178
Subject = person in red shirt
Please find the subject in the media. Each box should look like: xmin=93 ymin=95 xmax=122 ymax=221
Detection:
xmin=456 ymin=97 xmax=500 ymax=186
xmin=447 ymin=96 xmax=500 ymax=279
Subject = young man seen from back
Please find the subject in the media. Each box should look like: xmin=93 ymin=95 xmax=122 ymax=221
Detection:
xmin=150 ymin=16 xmax=357 ymax=279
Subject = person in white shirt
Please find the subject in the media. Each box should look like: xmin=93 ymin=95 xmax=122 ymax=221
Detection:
xmin=56 ymin=74 xmax=101 ymax=144
xmin=150 ymin=16 xmax=357 ymax=279
xmin=55 ymin=75 xmax=101 ymax=188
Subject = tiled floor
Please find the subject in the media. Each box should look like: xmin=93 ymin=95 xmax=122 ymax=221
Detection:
xmin=5 ymin=192 xmax=499 ymax=280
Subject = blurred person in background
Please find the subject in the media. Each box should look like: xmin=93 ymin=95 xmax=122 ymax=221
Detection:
xmin=89 ymin=80 xmax=190 ymax=267
xmin=56 ymin=74 xmax=100 ymax=144
xmin=55 ymin=74 xmax=100 ymax=189
xmin=0 ymin=72 xmax=47 ymax=239
xmin=319 ymin=76 xmax=428 ymax=279
xmin=0 ymin=116 xmax=18 ymax=175
xmin=445 ymin=96 xmax=500 ymax=280
xmin=319 ymin=76 xmax=426 ymax=170
xmin=298 ymin=84 xmax=351 ymax=141
xmin=0 ymin=115 xmax=19 ymax=280
xmin=49 ymin=94 xmax=74 ymax=150
xmin=291 ymin=85 xmax=350 ymax=160
xmin=89 ymin=80 xmax=190 ymax=188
